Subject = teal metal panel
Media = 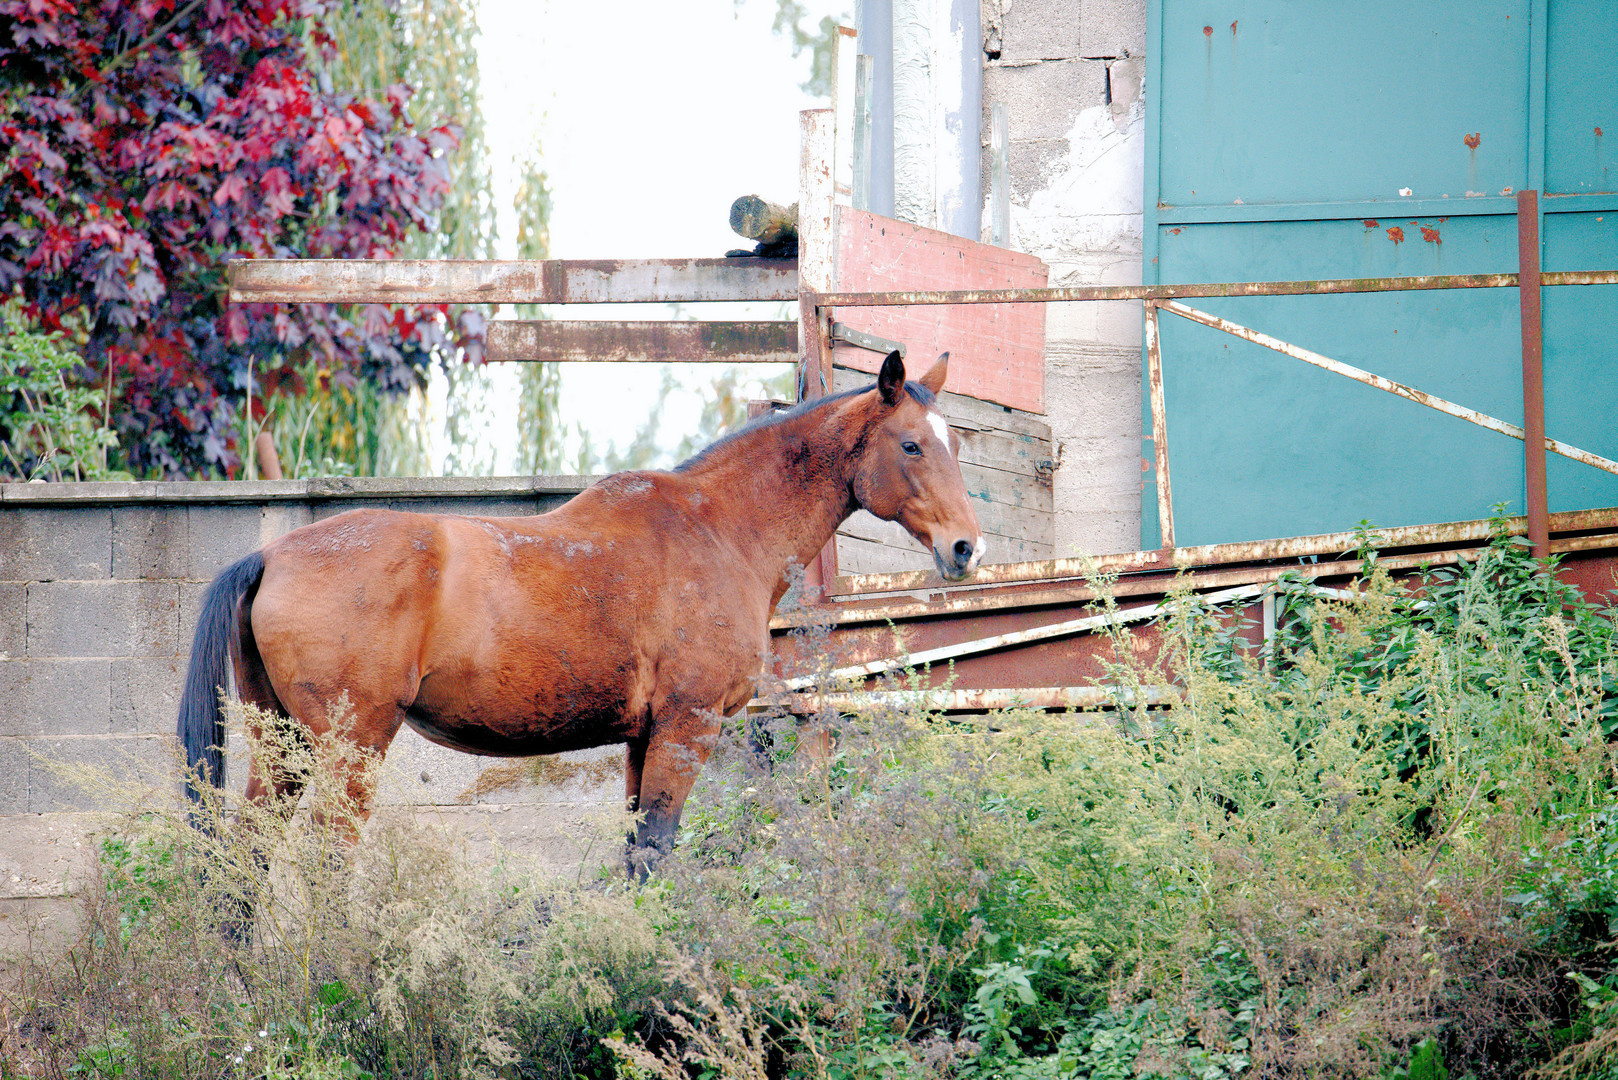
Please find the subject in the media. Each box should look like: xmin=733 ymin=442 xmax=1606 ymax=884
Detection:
xmin=1545 ymin=0 xmax=1618 ymax=194
xmin=1158 ymin=2 xmax=1530 ymax=209
xmin=1144 ymin=0 xmax=1618 ymax=549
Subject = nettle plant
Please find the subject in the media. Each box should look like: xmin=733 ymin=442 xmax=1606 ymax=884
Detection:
xmin=0 ymin=0 xmax=477 ymax=478
xmin=0 ymin=305 xmax=125 ymax=480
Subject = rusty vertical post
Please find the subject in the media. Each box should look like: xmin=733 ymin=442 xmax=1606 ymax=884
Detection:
xmin=1517 ymin=189 xmax=1549 ymax=561
xmin=1144 ymin=300 xmax=1175 ymax=549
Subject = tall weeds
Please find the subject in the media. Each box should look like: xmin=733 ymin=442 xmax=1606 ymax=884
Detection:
xmin=6 ymin=528 xmax=1618 ymax=1079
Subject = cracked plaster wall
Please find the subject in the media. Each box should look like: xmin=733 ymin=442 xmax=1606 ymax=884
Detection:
xmin=981 ymin=0 xmax=1147 ymax=555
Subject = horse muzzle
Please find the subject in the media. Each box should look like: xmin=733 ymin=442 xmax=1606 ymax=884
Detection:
xmin=933 ymin=535 xmax=985 ymax=581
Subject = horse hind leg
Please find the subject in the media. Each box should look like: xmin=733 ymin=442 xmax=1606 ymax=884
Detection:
xmin=627 ymin=709 xmax=721 ymax=878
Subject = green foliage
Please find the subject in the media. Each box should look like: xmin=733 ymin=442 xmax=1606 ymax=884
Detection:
xmin=0 ymin=307 xmax=128 ymax=481
xmin=744 ymin=0 xmax=853 ymax=96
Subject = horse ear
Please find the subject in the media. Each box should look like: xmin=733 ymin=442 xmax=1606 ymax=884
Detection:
xmin=877 ymin=350 xmax=905 ymax=406
xmin=918 ymin=352 xmax=949 ymax=394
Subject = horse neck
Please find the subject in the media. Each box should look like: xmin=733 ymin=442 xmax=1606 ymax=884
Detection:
xmin=685 ymin=395 xmax=867 ymax=589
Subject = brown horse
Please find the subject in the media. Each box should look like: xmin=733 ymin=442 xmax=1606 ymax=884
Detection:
xmin=178 ymin=351 xmax=983 ymax=869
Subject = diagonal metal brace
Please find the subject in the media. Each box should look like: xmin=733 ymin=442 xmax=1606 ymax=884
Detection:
xmin=830 ymin=321 xmax=906 ymax=357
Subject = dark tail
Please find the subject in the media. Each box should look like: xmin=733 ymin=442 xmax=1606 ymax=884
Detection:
xmin=178 ymin=550 xmax=266 ymax=804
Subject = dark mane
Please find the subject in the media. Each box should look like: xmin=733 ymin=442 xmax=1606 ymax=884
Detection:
xmin=673 ymin=379 xmax=937 ymax=472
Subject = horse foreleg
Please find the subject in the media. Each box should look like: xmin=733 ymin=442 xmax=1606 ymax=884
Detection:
xmin=626 ymin=712 xmax=720 ymax=878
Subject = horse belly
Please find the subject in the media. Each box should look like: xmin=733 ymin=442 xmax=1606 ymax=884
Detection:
xmin=405 ymin=653 xmax=649 ymax=757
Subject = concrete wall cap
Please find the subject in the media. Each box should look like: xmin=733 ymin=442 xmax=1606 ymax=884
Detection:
xmin=0 ymin=475 xmax=604 ymax=506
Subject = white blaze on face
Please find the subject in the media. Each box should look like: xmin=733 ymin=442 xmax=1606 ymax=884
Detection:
xmin=927 ymin=411 xmax=953 ymax=455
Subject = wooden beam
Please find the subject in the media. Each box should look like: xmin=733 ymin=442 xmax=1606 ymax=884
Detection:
xmin=486 ymin=321 xmax=797 ymax=363
xmin=227 ymin=258 xmax=799 ymax=305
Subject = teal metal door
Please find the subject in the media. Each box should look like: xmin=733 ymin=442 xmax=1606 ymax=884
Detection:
xmin=1143 ymin=0 xmax=1618 ymax=548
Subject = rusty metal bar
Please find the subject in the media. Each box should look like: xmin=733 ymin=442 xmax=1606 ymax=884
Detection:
xmin=808 ymin=270 xmax=1618 ymax=308
xmin=751 ymin=685 xmax=1179 ymax=713
xmin=1144 ymin=301 xmax=1175 ymax=548
xmin=227 ymin=258 xmax=800 ymax=305
xmin=485 ymin=320 xmax=797 ymax=364
xmin=783 ymin=583 xmax=1264 ymax=688
xmin=1158 ymin=299 xmax=1618 ymax=477
xmin=826 ymin=505 xmax=1618 ymax=598
xmin=1518 ymin=190 xmax=1550 ymax=560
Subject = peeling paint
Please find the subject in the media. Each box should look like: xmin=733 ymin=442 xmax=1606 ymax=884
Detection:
xmin=1017 ymin=103 xmax=1145 ymax=256
xmin=1464 ymin=132 xmax=1481 ymax=149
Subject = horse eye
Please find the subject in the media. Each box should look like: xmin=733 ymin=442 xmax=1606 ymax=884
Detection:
xmin=901 ymin=440 xmax=921 ymax=456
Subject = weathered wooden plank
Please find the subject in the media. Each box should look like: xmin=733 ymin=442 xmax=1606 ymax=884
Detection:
xmin=956 ymin=429 xmax=1054 ymax=483
xmin=227 ymin=258 xmax=799 ymax=305
xmin=835 ymin=514 xmax=1050 ymax=576
xmin=486 ymin=321 xmax=797 ymax=364
xmin=835 ymin=533 xmax=935 ymax=576
xmin=831 ymin=207 xmax=1048 ymax=413
xmin=833 ymin=366 xmax=1049 ymax=440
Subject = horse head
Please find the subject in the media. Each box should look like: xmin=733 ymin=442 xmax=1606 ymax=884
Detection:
xmin=850 ymin=351 xmax=985 ymax=581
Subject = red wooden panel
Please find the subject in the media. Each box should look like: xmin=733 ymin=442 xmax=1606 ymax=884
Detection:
xmin=832 ymin=208 xmax=1048 ymax=413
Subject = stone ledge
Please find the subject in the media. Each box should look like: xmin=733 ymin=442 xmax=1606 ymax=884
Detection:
xmin=0 ymin=474 xmax=602 ymax=507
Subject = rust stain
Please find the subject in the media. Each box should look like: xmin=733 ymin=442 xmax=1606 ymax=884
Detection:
xmin=1387 ymin=226 xmax=1405 ymax=244
xmin=1464 ymin=133 xmax=1481 ymax=150
xmin=1421 ymin=226 xmax=1441 ymax=245
xmin=1168 ymin=227 xmax=1183 ymax=235
xmin=1203 ymin=24 xmax=1213 ymax=36
xmin=1598 ymin=127 xmax=1605 ymax=137
xmin=1230 ymin=20 xmax=1238 ymax=34
xmin=1363 ymin=219 xmax=1379 ymax=229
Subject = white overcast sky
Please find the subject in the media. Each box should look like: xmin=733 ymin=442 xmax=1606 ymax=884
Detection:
xmin=462 ymin=0 xmax=845 ymax=468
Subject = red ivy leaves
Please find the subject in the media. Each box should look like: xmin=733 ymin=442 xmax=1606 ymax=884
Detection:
xmin=0 ymin=0 xmax=471 ymax=477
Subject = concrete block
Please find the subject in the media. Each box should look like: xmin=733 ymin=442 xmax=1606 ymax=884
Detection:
xmin=1055 ymin=505 xmax=1141 ymax=557
xmin=1007 ymin=139 xmax=1072 ymax=199
xmin=260 ymin=503 xmax=314 ymax=545
xmin=0 ymin=582 xmax=22 ymax=659
xmin=1108 ymin=57 xmax=1145 ymax=122
xmin=0 ymin=812 xmax=119 ymax=899
xmin=0 ymin=506 xmax=111 ymax=581
xmin=0 ymin=660 xmax=111 ymax=737
xmin=111 ymin=656 xmax=183 ymax=735
xmin=186 ymin=504 xmax=265 ymax=580
xmin=0 ymin=737 xmax=29 ymax=813
xmin=1000 ymin=0 xmax=1080 ymax=61
xmin=111 ymin=505 xmax=188 ymax=579
xmin=1079 ymin=0 xmax=1145 ymax=58
xmin=26 ymin=734 xmax=174 ymax=813
xmin=984 ymin=60 xmax=1107 ymax=142
xmin=0 ymin=896 xmax=83 ymax=974
xmin=25 ymin=581 xmax=181 ymax=658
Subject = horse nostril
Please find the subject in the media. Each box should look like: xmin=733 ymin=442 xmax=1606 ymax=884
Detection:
xmin=953 ymin=539 xmax=974 ymax=563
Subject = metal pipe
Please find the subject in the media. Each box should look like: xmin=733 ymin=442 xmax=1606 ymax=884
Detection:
xmin=808 ymin=270 xmax=1618 ymax=308
xmin=783 ymin=582 xmax=1264 ymax=688
xmin=751 ymin=685 xmax=1179 ymax=713
xmin=227 ymin=258 xmax=800 ymax=305
xmin=1518 ymin=189 xmax=1550 ymax=560
xmin=1157 ymin=299 xmax=1618 ymax=477
xmin=827 ymin=505 xmax=1618 ymax=597
xmin=1144 ymin=301 xmax=1175 ymax=547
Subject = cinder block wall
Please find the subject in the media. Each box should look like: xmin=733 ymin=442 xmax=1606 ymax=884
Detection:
xmin=982 ymin=0 xmax=1148 ymax=556
xmin=0 ymin=476 xmax=623 ymax=958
